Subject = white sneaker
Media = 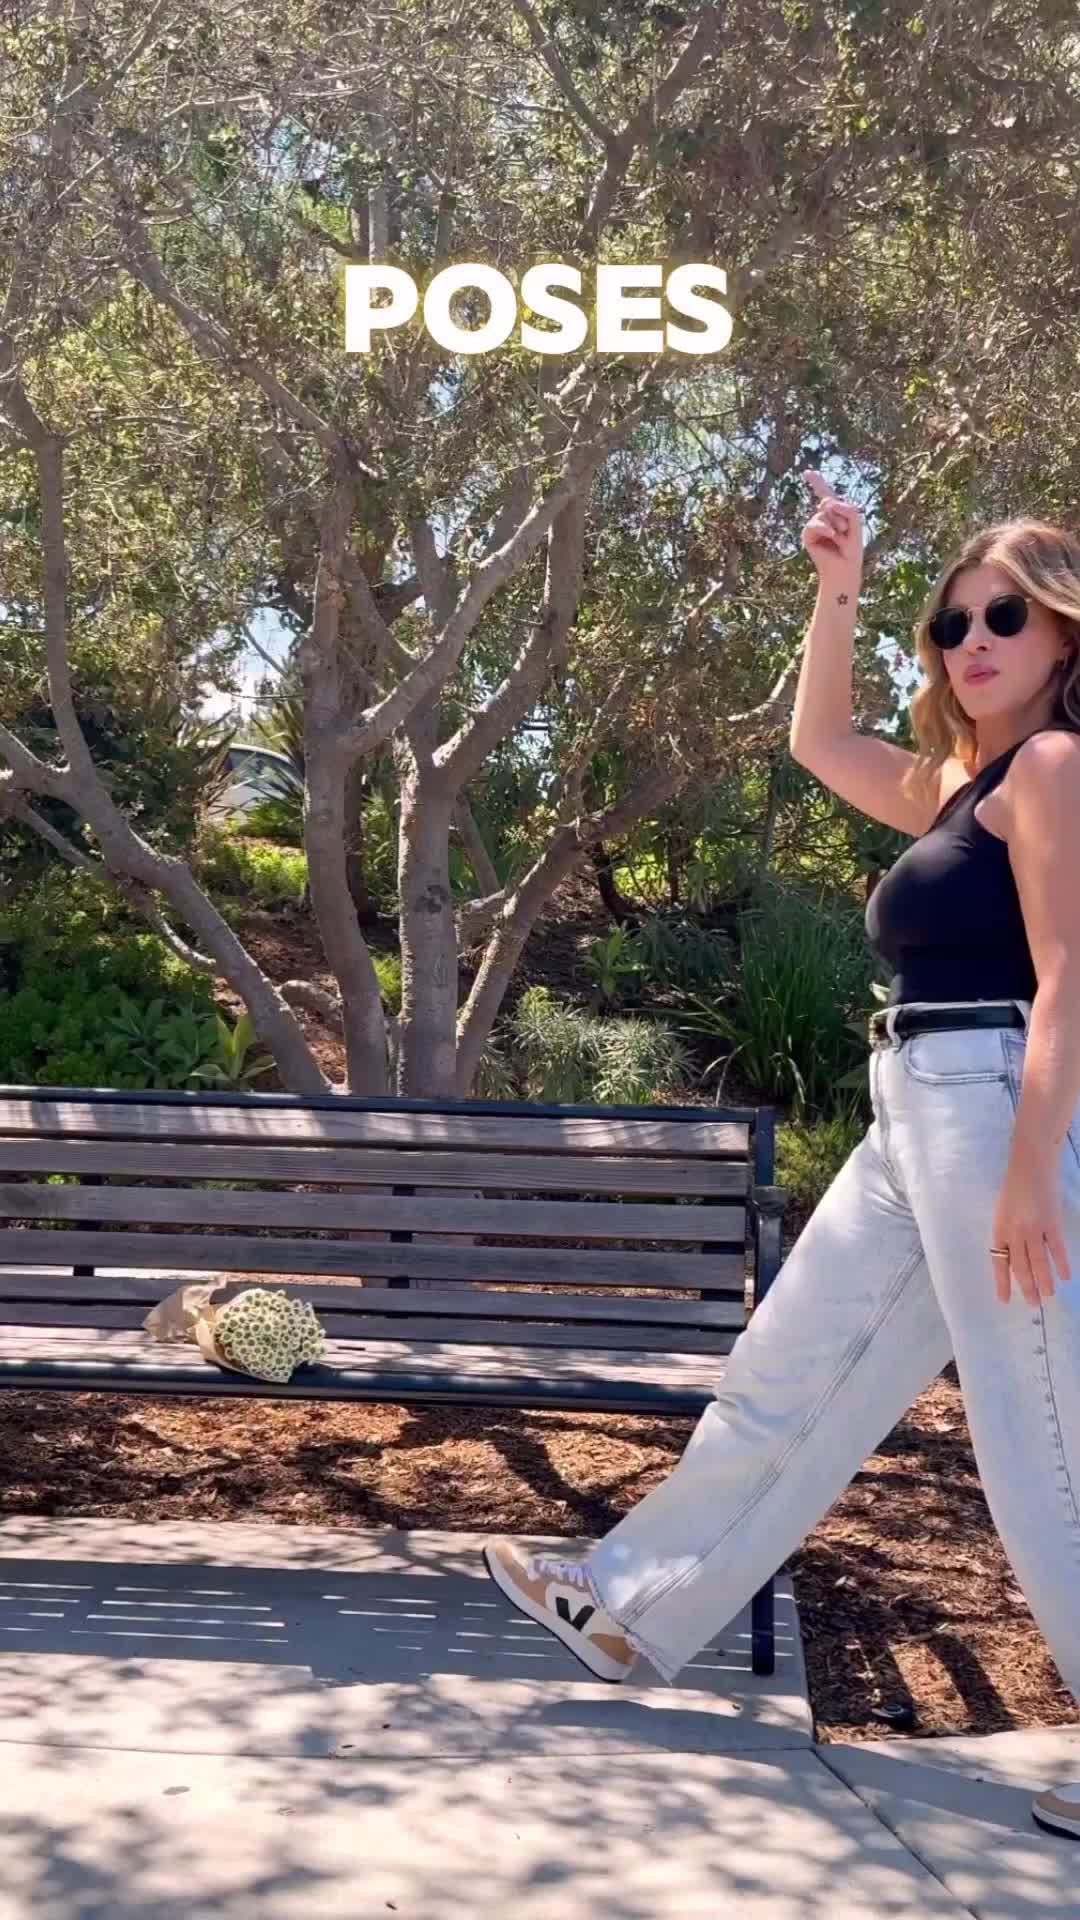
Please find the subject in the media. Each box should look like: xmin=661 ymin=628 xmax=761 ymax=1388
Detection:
xmin=483 ymin=1538 xmax=640 ymax=1683
xmin=1032 ymin=1785 xmax=1080 ymax=1839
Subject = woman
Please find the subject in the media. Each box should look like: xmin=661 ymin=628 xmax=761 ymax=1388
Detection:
xmin=482 ymin=480 xmax=1080 ymax=1841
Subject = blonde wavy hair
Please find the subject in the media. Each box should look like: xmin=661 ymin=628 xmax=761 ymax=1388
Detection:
xmin=903 ymin=518 xmax=1080 ymax=808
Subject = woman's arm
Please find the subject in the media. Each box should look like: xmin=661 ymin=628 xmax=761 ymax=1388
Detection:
xmin=1001 ymin=731 xmax=1080 ymax=1164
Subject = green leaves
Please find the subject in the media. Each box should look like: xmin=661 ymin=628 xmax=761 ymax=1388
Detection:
xmin=503 ymin=984 xmax=690 ymax=1105
xmin=189 ymin=1010 xmax=276 ymax=1088
xmin=99 ymin=994 xmax=276 ymax=1091
xmin=581 ymin=923 xmax=643 ymax=1002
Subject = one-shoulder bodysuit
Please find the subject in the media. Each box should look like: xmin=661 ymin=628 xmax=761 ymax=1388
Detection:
xmin=864 ymin=729 xmax=1073 ymax=1005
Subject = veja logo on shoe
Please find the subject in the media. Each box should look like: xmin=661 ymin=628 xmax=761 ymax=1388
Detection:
xmin=344 ymin=262 xmax=733 ymax=356
xmin=555 ymin=1595 xmax=596 ymax=1633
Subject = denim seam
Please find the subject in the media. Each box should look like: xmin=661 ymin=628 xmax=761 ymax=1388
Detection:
xmin=871 ymin=1051 xmax=905 ymax=1190
xmin=900 ymin=1041 xmax=1006 ymax=1088
xmin=893 ymin=1015 xmax=1017 ymax=1087
xmin=1000 ymin=1043 xmax=1080 ymax=1554
xmin=612 ymin=1614 xmax=682 ymax=1687
xmin=614 ymin=1235 xmax=929 ymax=1630
xmin=1040 ymin=1307 xmax=1080 ymax=1554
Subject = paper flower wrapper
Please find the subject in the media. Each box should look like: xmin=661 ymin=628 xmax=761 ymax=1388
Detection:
xmin=143 ymin=1282 xmax=327 ymax=1383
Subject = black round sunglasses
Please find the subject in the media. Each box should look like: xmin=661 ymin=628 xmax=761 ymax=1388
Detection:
xmin=928 ymin=591 xmax=1032 ymax=651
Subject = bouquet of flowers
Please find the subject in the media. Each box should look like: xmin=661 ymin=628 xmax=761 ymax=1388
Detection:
xmin=143 ymin=1281 xmax=326 ymax=1383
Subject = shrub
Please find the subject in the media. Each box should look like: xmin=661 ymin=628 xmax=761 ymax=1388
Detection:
xmin=242 ymin=796 xmax=304 ymax=845
xmin=194 ymin=825 xmax=307 ymax=907
xmin=470 ymin=1036 xmax=519 ymax=1101
xmin=775 ymin=1097 xmax=869 ymax=1216
xmin=373 ymin=950 xmax=402 ymax=1013
xmin=627 ymin=915 xmax=733 ymax=997
xmin=593 ymin=1017 xmax=693 ymax=1105
xmin=581 ymin=925 xmax=642 ymax=1004
xmin=506 ymin=986 xmax=690 ymax=1106
xmin=509 ymin=987 xmax=602 ymax=1103
xmin=0 ymin=869 xmax=271 ymax=1091
xmin=0 ymin=866 xmax=216 ymax=1003
xmin=0 ymin=983 xmax=275 ymax=1090
xmin=677 ymin=877 xmax=877 ymax=1120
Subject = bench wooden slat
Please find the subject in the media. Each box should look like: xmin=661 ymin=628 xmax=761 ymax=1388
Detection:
xmin=0 ymin=1272 xmax=745 ymax=1323
xmin=0 ymin=1139 xmax=746 ymax=1196
xmin=0 ymin=1098 xmax=745 ymax=1157
xmin=0 ymin=1299 xmax=740 ymax=1352
xmin=0 ymin=1323 xmax=722 ymax=1409
xmin=0 ymin=1181 xmax=745 ymax=1243
xmin=0 ymin=1231 xmax=744 ymax=1288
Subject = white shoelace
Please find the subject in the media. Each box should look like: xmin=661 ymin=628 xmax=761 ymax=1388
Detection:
xmin=537 ymin=1556 xmax=592 ymax=1589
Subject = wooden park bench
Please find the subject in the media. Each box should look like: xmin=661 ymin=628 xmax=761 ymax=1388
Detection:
xmin=0 ymin=1082 xmax=788 ymax=1672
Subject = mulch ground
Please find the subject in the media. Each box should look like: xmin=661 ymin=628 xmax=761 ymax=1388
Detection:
xmin=3 ymin=881 xmax=1076 ymax=1745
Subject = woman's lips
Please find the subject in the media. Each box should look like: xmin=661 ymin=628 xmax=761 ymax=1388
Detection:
xmin=963 ymin=667 xmax=998 ymax=682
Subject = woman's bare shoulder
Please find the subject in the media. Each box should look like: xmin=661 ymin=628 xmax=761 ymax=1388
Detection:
xmin=935 ymin=753 xmax=975 ymax=812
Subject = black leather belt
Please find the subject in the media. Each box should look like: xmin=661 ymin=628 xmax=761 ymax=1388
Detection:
xmin=868 ymin=1003 xmax=1025 ymax=1047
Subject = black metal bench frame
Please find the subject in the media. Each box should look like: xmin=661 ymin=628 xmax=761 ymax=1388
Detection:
xmin=0 ymin=1082 xmax=788 ymax=1673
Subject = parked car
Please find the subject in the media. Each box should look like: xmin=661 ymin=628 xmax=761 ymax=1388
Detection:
xmin=206 ymin=744 xmax=303 ymax=821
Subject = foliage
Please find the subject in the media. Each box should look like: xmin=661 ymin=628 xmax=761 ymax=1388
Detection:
xmin=241 ymin=796 xmax=305 ymax=845
xmin=194 ymin=825 xmax=308 ymax=907
xmin=470 ymin=1034 xmax=519 ymax=1101
xmin=775 ymin=1098 xmax=871 ymax=1217
xmin=676 ymin=878 xmax=880 ymax=1120
xmin=247 ymin=661 xmax=306 ymax=783
xmin=582 ymin=912 xmax=733 ymax=1006
xmin=0 ymin=980 xmax=275 ymax=1090
xmin=581 ymin=923 xmax=643 ymax=1003
xmin=0 ymin=654 xmax=236 ymax=888
xmin=505 ymin=985 xmax=689 ymax=1105
xmin=0 ymin=867 xmax=214 ymax=1004
xmin=373 ymin=950 xmax=402 ymax=1013
xmin=593 ymin=1016 xmax=693 ymax=1106
xmin=626 ymin=914 xmax=733 ymax=997
xmin=0 ymin=868 xmax=272 ymax=1089
xmin=101 ymin=996 xmax=276 ymax=1089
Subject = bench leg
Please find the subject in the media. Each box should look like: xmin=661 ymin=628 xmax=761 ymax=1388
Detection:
xmin=751 ymin=1576 xmax=775 ymax=1674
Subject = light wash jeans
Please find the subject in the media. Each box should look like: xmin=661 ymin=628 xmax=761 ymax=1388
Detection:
xmin=587 ymin=997 xmax=1080 ymax=1691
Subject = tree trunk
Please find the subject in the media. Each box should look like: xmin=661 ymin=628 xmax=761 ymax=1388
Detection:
xmin=344 ymin=759 xmax=379 ymax=927
xmin=588 ymin=841 xmax=638 ymax=922
xmin=396 ymin=770 xmax=458 ymax=1096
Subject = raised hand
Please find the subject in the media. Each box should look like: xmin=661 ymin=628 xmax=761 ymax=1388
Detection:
xmin=800 ymin=469 xmax=865 ymax=587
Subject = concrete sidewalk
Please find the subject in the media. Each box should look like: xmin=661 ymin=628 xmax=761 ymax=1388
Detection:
xmin=0 ymin=1516 xmax=1073 ymax=1918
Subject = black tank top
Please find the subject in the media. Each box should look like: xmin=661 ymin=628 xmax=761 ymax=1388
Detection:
xmin=864 ymin=728 xmax=1072 ymax=1006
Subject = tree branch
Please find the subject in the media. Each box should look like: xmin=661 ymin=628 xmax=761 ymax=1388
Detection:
xmin=576 ymin=9 xmax=723 ymax=255
xmin=454 ymin=761 xmax=687 ymax=1092
xmin=510 ymin=0 xmax=618 ymax=150
xmin=452 ymin=794 xmax=500 ymax=897
xmin=339 ymin=375 xmax=654 ymax=763
xmin=82 ymin=142 xmax=382 ymax=479
xmin=436 ymin=490 xmax=587 ymax=787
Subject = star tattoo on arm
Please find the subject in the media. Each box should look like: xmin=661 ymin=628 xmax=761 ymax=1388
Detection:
xmin=837 ymin=593 xmax=849 ymax=604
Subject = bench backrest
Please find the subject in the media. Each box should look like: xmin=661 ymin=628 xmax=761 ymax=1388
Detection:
xmin=0 ymin=1086 xmax=780 ymax=1357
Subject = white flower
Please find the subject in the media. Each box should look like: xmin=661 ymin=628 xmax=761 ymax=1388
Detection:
xmin=215 ymin=1288 xmax=326 ymax=1382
